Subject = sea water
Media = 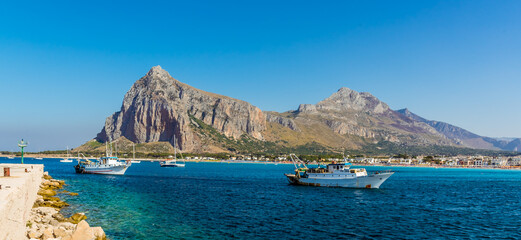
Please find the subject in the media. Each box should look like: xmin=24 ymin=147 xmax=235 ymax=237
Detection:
xmin=2 ymin=158 xmax=521 ymax=239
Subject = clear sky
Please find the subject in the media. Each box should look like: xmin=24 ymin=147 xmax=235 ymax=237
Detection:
xmin=1 ymin=0 xmax=520 ymax=151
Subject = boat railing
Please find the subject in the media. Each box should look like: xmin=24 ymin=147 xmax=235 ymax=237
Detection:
xmin=371 ymin=170 xmax=393 ymax=176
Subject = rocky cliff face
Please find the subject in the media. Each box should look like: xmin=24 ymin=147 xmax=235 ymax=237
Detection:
xmin=96 ymin=66 xmax=266 ymax=151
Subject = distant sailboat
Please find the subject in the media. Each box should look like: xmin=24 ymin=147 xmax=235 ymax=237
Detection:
xmin=160 ymin=138 xmax=185 ymax=167
xmin=130 ymin=143 xmax=140 ymax=163
xmin=60 ymin=147 xmax=73 ymax=163
xmin=35 ymin=149 xmax=43 ymax=160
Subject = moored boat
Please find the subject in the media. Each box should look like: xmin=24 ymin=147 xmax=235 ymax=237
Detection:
xmin=60 ymin=147 xmax=73 ymax=162
xmin=160 ymin=138 xmax=185 ymax=167
xmin=74 ymin=143 xmax=131 ymax=175
xmin=75 ymin=156 xmax=131 ymax=175
xmin=284 ymin=154 xmax=393 ymax=188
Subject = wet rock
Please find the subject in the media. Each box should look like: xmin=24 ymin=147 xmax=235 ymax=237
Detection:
xmin=38 ymin=189 xmax=57 ymax=197
xmin=69 ymin=212 xmax=88 ymax=224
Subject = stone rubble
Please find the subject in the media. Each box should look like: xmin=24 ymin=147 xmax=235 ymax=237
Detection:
xmin=25 ymin=173 xmax=106 ymax=240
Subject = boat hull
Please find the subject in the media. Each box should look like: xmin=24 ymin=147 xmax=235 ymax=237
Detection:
xmin=285 ymin=172 xmax=394 ymax=189
xmin=160 ymin=163 xmax=185 ymax=167
xmin=75 ymin=164 xmax=129 ymax=175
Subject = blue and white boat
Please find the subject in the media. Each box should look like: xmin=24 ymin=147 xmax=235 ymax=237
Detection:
xmin=74 ymin=143 xmax=131 ymax=175
xmin=284 ymin=154 xmax=393 ymax=188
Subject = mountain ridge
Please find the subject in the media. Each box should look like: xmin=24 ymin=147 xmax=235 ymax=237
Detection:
xmin=77 ymin=66 xmax=520 ymax=154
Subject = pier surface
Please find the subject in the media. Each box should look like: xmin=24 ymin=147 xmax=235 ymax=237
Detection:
xmin=0 ymin=164 xmax=44 ymax=240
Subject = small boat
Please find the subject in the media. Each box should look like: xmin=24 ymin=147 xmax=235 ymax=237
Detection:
xmin=35 ymin=157 xmax=43 ymax=160
xmin=7 ymin=156 xmax=15 ymax=159
xmin=74 ymin=143 xmax=131 ymax=175
xmin=284 ymin=154 xmax=393 ymax=188
xmin=130 ymin=144 xmax=140 ymax=163
xmin=160 ymin=156 xmax=185 ymax=167
xmin=60 ymin=147 xmax=73 ymax=163
xmin=160 ymin=138 xmax=185 ymax=167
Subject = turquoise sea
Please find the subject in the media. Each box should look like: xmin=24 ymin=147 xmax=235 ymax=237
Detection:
xmin=2 ymin=157 xmax=521 ymax=239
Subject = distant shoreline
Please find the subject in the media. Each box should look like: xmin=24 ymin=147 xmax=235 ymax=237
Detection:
xmin=2 ymin=155 xmax=521 ymax=170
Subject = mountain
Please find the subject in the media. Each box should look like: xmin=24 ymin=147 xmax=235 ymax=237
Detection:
xmin=94 ymin=66 xmax=265 ymax=152
xmin=263 ymin=87 xmax=454 ymax=149
xmin=77 ymin=66 xmax=519 ymax=154
xmin=396 ymin=108 xmax=521 ymax=152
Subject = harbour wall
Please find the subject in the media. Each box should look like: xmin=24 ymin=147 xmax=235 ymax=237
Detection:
xmin=0 ymin=164 xmax=44 ymax=240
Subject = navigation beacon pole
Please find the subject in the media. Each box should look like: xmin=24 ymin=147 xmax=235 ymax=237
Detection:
xmin=18 ymin=139 xmax=28 ymax=164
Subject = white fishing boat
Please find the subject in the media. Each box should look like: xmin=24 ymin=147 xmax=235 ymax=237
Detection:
xmin=60 ymin=147 xmax=73 ymax=163
xmin=284 ymin=154 xmax=393 ymax=188
xmin=74 ymin=143 xmax=131 ymax=175
xmin=7 ymin=156 xmax=15 ymax=159
xmin=35 ymin=157 xmax=43 ymax=160
xmin=160 ymin=138 xmax=185 ymax=167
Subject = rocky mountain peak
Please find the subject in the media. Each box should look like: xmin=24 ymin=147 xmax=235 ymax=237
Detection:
xmin=147 ymin=65 xmax=166 ymax=75
xmin=308 ymin=87 xmax=390 ymax=114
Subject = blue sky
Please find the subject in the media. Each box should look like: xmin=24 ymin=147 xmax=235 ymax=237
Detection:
xmin=1 ymin=0 xmax=520 ymax=151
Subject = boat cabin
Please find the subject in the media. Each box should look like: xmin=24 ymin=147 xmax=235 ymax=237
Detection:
xmin=327 ymin=163 xmax=351 ymax=173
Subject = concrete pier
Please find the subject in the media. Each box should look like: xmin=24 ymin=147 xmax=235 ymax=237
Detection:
xmin=0 ymin=164 xmax=44 ymax=240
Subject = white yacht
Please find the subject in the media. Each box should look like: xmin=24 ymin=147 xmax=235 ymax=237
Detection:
xmin=160 ymin=138 xmax=185 ymax=167
xmin=60 ymin=147 xmax=73 ymax=163
xmin=160 ymin=155 xmax=185 ymax=167
xmin=284 ymin=154 xmax=393 ymax=188
xmin=74 ymin=143 xmax=131 ymax=175
xmin=130 ymin=143 xmax=140 ymax=163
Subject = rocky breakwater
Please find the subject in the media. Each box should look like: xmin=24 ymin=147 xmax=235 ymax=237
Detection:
xmin=25 ymin=172 xmax=106 ymax=240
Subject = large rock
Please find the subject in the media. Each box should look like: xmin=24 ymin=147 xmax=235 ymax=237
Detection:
xmin=54 ymin=226 xmax=69 ymax=238
xmin=96 ymin=66 xmax=266 ymax=151
xmin=91 ymin=227 xmax=106 ymax=240
xmin=71 ymin=220 xmax=95 ymax=240
xmin=42 ymin=227 xmax=54 ymax=240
